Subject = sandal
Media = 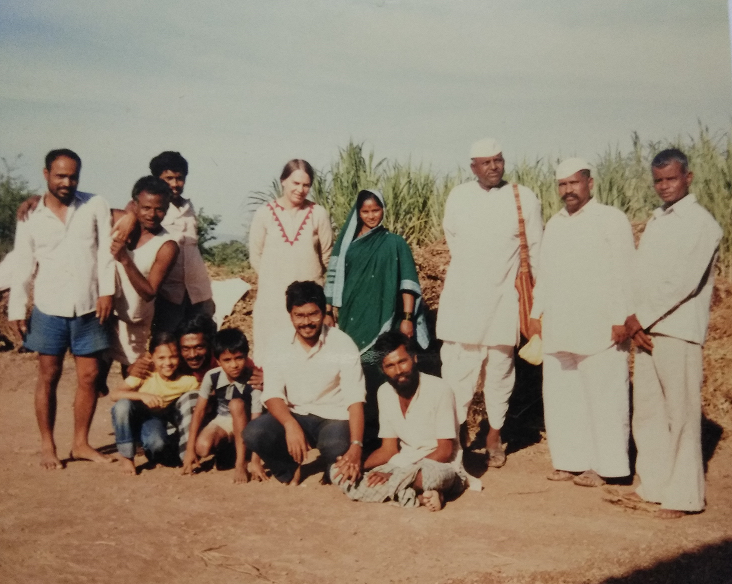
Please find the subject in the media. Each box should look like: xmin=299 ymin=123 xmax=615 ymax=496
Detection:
xmin=573 ymin=470 xmax=605 ymax=488
xmin=547 ymin=469 xmax=574 ymax=481
xmin=487 ymin=446 xmax=506 ymax=468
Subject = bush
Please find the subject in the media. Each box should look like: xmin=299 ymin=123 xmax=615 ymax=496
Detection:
xmin=0 ymin=158 xmax=37 ymax=260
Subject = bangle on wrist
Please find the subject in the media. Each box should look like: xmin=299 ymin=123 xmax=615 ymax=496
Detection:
xmin=403 ymin=312 xmax=413 ymax=322
xmin=351 ymin=440 xmax=364 ymax=448
xmin=325 ymin=310 xmax=334 ymax=316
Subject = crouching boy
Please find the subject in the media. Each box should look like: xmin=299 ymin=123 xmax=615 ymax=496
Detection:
xmin=182 ymin=328 xmax=264 ymax=483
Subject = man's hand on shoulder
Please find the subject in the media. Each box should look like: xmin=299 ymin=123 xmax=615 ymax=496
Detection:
xmin=16 ymin=195 xmax=41 ymax=221
xmin=128 ymin=354 xmax=154 ymax=380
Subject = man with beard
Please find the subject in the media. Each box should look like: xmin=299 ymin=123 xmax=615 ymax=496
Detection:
xmin=244 ymin=280 xmax=365 ymax=485
xmin=332 ymin=331 xmax=466 ymax=511
xmin=9 ymin=149 xmax=115 ymax=469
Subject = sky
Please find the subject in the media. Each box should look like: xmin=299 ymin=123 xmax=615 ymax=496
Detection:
xmin=1 ymin=0 xmax=731 ymax=239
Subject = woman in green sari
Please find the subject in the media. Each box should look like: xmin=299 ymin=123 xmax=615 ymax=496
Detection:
xmin=324 ymin=189 xmax=429 ymax=432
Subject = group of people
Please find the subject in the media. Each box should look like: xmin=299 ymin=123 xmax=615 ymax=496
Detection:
xmin=7 ymin=138 xmax=721 ymax=516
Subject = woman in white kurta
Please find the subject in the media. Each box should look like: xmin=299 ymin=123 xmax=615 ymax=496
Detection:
xmin=248 ymin=160 xmax=333 ymax=363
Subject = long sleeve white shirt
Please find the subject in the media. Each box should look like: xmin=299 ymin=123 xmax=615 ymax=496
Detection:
xmin=160 ymin=197 xmax=212 ymax=305
xmin=262 ymin=325 xmax=365 ymax=420
xmin=436 ymin=181 xmax=543 ymax=346
xmin=8 ymin=191 xmax=116 ymax=320
xmin=633 ymin=194 xmax=722 ymax=345
xmin=530 ymin=198 xmax=635 ymax=355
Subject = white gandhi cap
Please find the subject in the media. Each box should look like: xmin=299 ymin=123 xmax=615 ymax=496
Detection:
xmin=556 ymin=157 xmax=591 ymax=180
xmin=470 ymin=138 xmax=502 ymax=159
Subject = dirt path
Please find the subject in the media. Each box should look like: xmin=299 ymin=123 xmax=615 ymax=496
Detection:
xmin=1 ymin=351 xmax=731 ymax=584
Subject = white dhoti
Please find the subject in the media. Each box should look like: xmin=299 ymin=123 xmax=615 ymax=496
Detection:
xmin=440 ymin=341 xmax=515 ymax=428
xmin=633 ymin=335 xmax=704 ymax=512
xmin=543 ymin=345 xmax=630 ymax=477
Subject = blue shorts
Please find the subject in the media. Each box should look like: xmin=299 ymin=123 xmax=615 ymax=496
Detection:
xmin=24 ymin=307 xmax=111 ymax=356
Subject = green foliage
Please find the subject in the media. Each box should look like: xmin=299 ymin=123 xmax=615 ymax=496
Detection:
xmin=196 ymin=208 xmax=220 ymax=256
xmin=250 ymin=128 xmax=732 ymax=275
xmin=203 ymin=239 xmax=249 ymax=270
xmin=0 ymin=158 xmax=37 ymax=259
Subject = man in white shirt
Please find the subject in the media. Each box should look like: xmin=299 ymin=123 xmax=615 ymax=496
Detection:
xmin=243 ymin=280 xmax=366 ymax=485
xmin=623 ymin=149 xmax=722 ymax=518
xmin=332 ymin=331 xmax=466 ymax=510
xmin=148 ymin=151 xmax=214 ymax=334
xmin=9 ymin=149 xmax=116 ymax=469
xmin=437 ymin=138 xmax=543 ymax=467
xmin=528 ymin=158 xmax=635 ymax=488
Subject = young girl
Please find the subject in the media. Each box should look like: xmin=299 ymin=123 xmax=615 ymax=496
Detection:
xmin=110 ymin=331 xmax=199 ymax=475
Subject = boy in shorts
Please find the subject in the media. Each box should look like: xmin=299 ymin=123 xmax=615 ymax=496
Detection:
xmin=182 ymin=328 xmax=265 ymax=483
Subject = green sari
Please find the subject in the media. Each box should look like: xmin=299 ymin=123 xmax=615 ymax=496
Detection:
xmin=324 ymin=191 xmax=429 ymax=355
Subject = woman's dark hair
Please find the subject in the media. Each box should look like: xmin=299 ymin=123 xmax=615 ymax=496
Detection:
xmin=280 ymin=159 xmax=314 ymax=183
xmin=149 ymin=330 xmax=179 ymax=353
xmin=285 ymin=280 xmax=326 ymax=314
xmin=149 ymin=151 xmax=189 ymax=178
xmin=212 ymin=328 xmax=249 ymax=359
xmin=354 ymin=189 xmax=384 ymax=237
xmin=131 ymin=175 xmax=172 ymax=204
xmin=355 ymin=189 xmax=383 ymax=212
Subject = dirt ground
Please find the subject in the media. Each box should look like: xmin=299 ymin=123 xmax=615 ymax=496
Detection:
xmin=1 ymin=238 xmax=732 ymax=583
xmin=0 ymin=351 xmax=731 ymax=584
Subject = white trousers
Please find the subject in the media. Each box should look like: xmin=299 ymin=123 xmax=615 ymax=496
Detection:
xmin=440 ymin=341 xmax=515 ymax=428
xmin=543 ymin=345 xmax=630 ymax=477
xmin=633 ymin=336 xmax=705 ymax=512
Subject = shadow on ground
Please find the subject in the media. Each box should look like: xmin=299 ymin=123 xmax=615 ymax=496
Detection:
xmin=600 ymin=539 xmax=732 ymax=584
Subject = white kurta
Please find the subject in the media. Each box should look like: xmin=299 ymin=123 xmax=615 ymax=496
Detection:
xmin=249 ymin=200 xmax=333 ymax=362
xmin=531 ymin=198 xmax=635 ymax=355
xmin=437 ymin=181 xmax=542 ymax=346
xmin=631 ymin=193 xmax=721 ymax=511
xmin=531 ymin=199 xmax=634 ymax=476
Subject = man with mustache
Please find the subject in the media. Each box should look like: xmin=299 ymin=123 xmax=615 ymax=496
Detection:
xmin=332 ymin=331 xmax=466 ymax=510
xmin=9 ymin=149 xmax=116 ymax=469
xmin=244 ymin=280 xmax=365 ymax=485
xmin=622 ymin=149 xmax=722 ymax=518
xmin=437 ymin=138 xmax=543 ymax=469
xmin=527 ymin=158 xmax=635 ymax=488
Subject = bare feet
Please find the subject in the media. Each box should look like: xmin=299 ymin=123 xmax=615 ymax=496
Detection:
xmin=419 ymin=490 xmax=445 ymax=512
xmin=118 ymin=457 xmax=137 ymax=476
xmin=70 ymin=443 xmax=112 ymax=464
xmin=656 ymin=508 xmax=686 ymax=519
xmin=573 ymin=470 xmax=605 ymax=488
xmin=40 ymin=445 xmax=64 ymax=470
xmin=288 ymin=465 xmax=302 ymax=486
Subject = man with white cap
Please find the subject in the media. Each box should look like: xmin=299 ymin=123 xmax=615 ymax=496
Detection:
xmin=527 ymin=158 xmax=635 ymax=488
xmin=437 ymin=138 xmax=542 ymax=468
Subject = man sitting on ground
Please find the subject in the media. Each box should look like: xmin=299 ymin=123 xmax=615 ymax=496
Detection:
xmin=332 ymin=331 xmax=466 ymax=511
xmin=244 ymin=280 xmax=365 ymax=485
